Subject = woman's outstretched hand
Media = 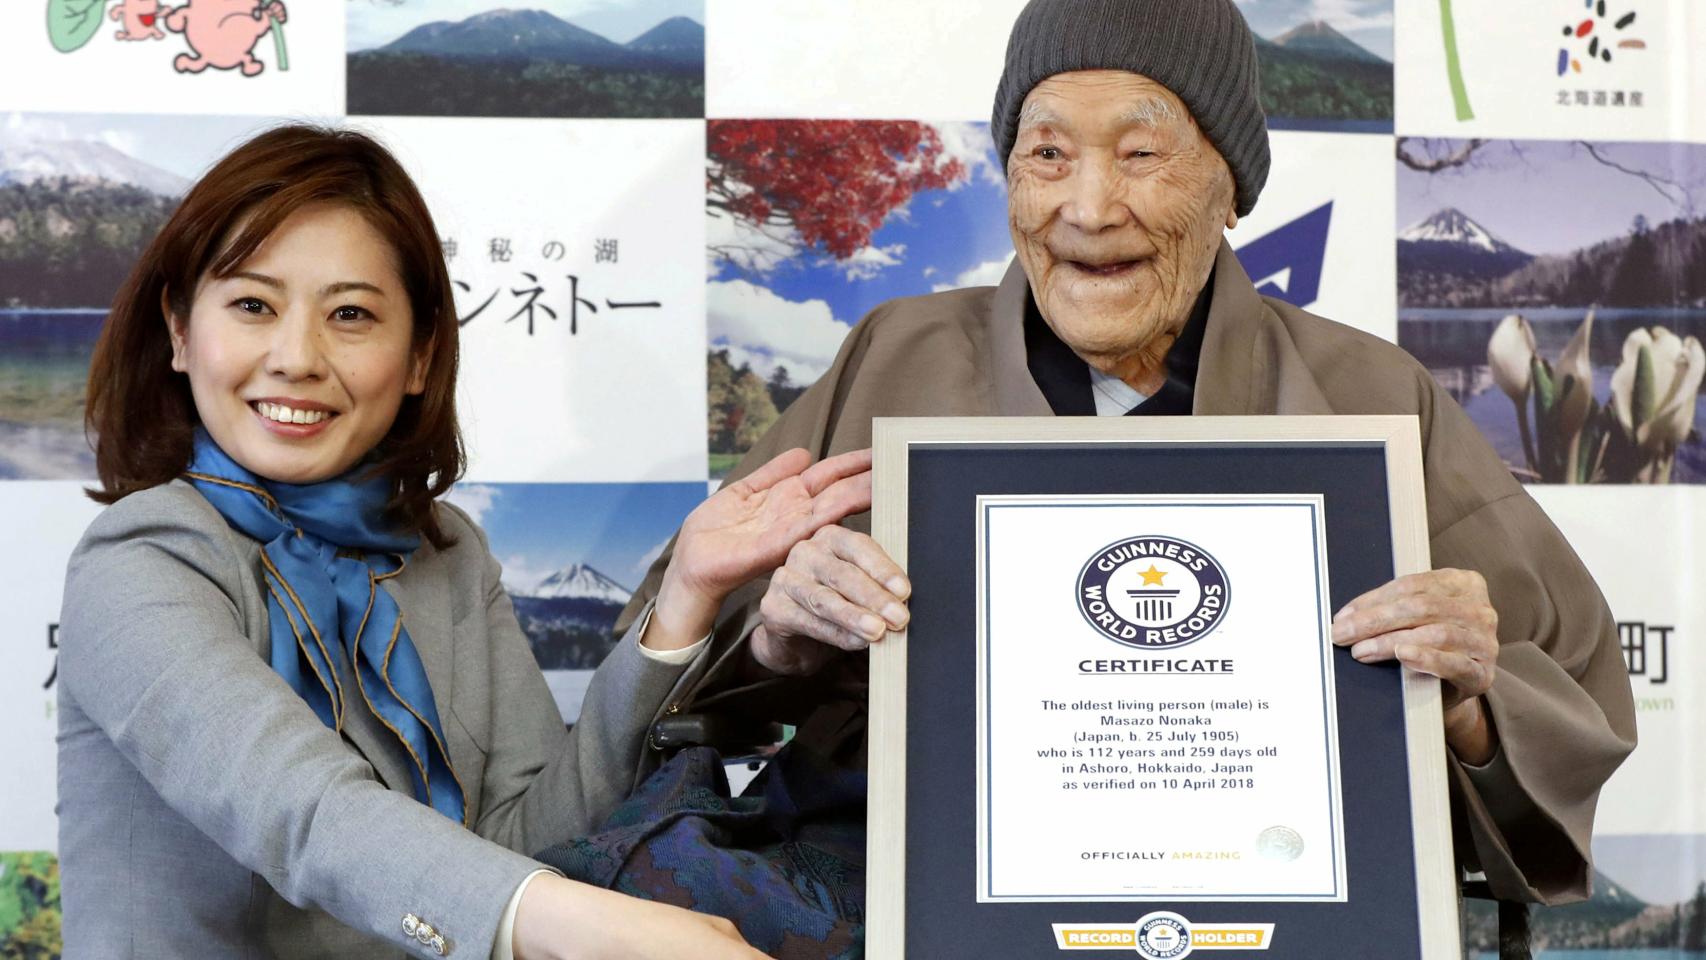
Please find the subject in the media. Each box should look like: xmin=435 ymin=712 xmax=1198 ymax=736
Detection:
xmin=647 ymin=448 xmax=873 ymax=650
xmin=514 ymin=874 xmax=767 ymax=960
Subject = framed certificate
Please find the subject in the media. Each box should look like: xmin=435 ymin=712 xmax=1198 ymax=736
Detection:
xmin=867 ymin=416 xmax=1458 ymax=959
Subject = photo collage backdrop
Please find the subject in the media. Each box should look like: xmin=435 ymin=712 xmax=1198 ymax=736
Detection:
xmin=1 ymin=0 xmax=1701 ymax=954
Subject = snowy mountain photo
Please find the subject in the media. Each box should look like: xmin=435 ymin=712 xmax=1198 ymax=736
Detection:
xmin=1396 ymin=139 xmax=1706 ymax=485
xmin=0 ymin=138 xmax=187 ymax=196
xmin=528 ymin=563 xmax=634 ymax=604
xmin=0 ymin=113 xmax=273 ymax=479
xmin=1397 ymin=207 xmax=1535 ymax=295
xmin=444 ymin=482 xmax=704 ymax=719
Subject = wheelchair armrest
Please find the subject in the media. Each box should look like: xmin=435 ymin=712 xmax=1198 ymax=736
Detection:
xmin=649 ymin=712 xmax=785 ymax=755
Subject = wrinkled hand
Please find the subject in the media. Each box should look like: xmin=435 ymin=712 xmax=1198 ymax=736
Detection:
xmin=1331 ymin=568 xmax=1500 ymax=762
xmin=649 ymin=448 xmax=873 ymax=650
xmin=752 ymin=525 xmax=910 ymax=676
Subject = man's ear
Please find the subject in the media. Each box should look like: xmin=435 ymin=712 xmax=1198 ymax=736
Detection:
xmin=162 ymin=287 xmax=189 ymax=373
xmin=1225 ymin=207 xmax=1239 ymax=231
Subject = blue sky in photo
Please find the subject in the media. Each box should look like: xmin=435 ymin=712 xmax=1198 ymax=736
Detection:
xmin=1232 ymin=0 xmax=1394 ymax=61
xmin=445 ymin=481 xmax=704 ymax=592
xmin=713 ymin=152 xmax=1013 ymax=331
xmin=347 ymin=0 xmax=705 ymax=51
xmin=1397 ymin=139 xmax=1702 ymax=257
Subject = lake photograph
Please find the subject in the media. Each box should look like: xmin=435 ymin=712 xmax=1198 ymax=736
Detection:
xmin=1396 ymin=139 xmax=1706 ymax=485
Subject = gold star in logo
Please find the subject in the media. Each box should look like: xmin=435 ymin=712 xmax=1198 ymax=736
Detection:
xmin=1138 ymin=564 xmax=1167 ymax=586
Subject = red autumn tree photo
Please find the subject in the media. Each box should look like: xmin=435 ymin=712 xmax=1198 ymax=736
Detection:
xmin=706 ymin=119 xmax=967 ymax=263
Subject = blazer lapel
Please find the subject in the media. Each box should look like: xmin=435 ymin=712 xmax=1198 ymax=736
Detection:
xmin=379 ymin=557 xmax=456 ymax=723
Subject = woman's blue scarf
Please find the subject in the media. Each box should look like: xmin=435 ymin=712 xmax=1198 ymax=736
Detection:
xmin=185 ymin=428 xmax=466 ymax=824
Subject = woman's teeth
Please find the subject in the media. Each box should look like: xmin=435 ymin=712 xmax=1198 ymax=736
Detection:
xmin=255 ymin=402 xmax=329 ymax=425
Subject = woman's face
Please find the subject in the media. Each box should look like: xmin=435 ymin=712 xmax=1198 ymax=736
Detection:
xmin=167 ymin=203 xmax=428 ymax=485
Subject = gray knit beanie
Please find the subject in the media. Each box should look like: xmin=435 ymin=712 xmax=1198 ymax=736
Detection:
xmin=992 ymin=0 xmax=1270 ymax=216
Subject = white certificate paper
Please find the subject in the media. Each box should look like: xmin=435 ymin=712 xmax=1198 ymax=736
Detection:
xmin=975 ymin=495 xmax=1347 ymax=902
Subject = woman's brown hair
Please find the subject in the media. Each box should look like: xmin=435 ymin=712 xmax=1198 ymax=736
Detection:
xmin=85 ymin=123 xmax=464 ymax=547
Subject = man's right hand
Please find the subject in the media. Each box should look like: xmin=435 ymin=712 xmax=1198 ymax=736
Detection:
xmin=751 ymin=525 xmax=911 ymax=675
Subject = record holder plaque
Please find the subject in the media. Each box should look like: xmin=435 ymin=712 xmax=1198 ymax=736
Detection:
xmin=867 ymin=416 xmax=1459 ymax=959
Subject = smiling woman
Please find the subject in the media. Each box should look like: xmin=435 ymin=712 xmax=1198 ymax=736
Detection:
xmin=164 ymin=205 xmax=429 ymax=489
xmin=87 ymin=125 xmax=464 ymax=545
xmin=58 ymin=124 xmax=870 ymax=959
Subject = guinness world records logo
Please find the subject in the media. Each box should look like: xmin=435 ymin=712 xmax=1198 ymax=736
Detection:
xmin=1135 ymin=912 xmax=1192 ymax=959
xmin=1076 ymin=535 xmax=1230 ymax=649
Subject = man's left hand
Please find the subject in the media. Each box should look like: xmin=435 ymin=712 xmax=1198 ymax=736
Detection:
xmin=1331 ymin=569 xmax=1499 ymax=762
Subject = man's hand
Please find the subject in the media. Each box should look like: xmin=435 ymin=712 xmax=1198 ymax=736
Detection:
xmin=1330 ymin=568 xmax=1500 ymax=763
xmin=751 ymin=526 xmax=911 ymax=676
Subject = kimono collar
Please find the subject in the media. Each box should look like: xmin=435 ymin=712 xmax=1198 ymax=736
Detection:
xmin=986 ymin=239 xmax=1332 ymax=417
xmin=1022 ymin=272 xmax=1211 ymax=417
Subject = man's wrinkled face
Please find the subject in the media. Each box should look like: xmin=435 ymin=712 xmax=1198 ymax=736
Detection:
xmin=1007 ymin=70 xmax=1238 ymax=374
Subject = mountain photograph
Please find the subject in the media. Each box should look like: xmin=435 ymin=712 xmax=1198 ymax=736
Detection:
xmin=1234 ymin=2 xmax=1394 ymax=131
xmin=1396 ymin=207 xmax=1536 ymax=309
xmin=1396 ymin=139 xmax=1706 ymax=484
xmin=442 ymin=481 xmax=706 ymax=720
xmin=1398 ymin=204 xmax=1706 ymax=311
xmin=346 ymin=5 xmax=705 ymax=119
xmin=0 ymin=136 xmax=183 ymax=309
xmin=1396 ymin=140 xmax=1706 ymax=311
xmin=0 ymin=115 xmax=270 ymax=479
xmin=1464 ymin=867 xmax=1706 ymax=951
xmin=510 ymin=562 xmax=634 ymax=670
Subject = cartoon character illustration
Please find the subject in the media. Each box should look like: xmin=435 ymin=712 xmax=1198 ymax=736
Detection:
xmin=49 ymin=0 xmax=290 ymax=75
xmin=48 ymin=0 xmax=113 ymax=52
xmin=162 ymin=0 xmax=288 ymax=76
xmin=110 ymin=0 xmax=165 ymax=40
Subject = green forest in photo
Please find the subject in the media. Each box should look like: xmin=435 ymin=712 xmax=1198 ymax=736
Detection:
xmin=0 ymin=853 xmax=61 ymax=960
xmin=0 ymin=181 xmax=173 ymax=309
xmin=1256 ymin=42 xmax=1393 ymax=122
xmin=706 ymin=348 xmax=808 ymax=478
xmin=347 ymin=53 xmax=703 ymax=119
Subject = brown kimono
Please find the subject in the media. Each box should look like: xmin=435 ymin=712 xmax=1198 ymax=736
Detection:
xmin=620 ymin=240 xmax=1636 ymax=904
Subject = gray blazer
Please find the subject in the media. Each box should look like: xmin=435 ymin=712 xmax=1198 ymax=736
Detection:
xmin=56 ymin=480 xmax=711 ymax=959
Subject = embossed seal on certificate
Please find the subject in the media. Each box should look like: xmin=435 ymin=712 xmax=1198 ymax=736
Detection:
xmin=1257 ymin=825 xmax=1305 ymax=861
xmin=1076 ymin=535 xmax=1230 ymax=649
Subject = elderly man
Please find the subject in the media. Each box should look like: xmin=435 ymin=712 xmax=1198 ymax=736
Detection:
xmin=627 ymin=0 xmax=1634 ymax=905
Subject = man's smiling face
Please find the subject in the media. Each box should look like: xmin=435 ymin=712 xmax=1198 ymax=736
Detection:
xmin=1006 ymin=70 xmax=1238 ymax=382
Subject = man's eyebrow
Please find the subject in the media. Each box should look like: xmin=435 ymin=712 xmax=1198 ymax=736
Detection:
xmin=1017 ymin=95 xmax=1180 ymax=133
xmin=1016 ymin=100 xmax=1066 ymax=133
xmin=1116 ymin=96 xmax=1180 ymax=127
